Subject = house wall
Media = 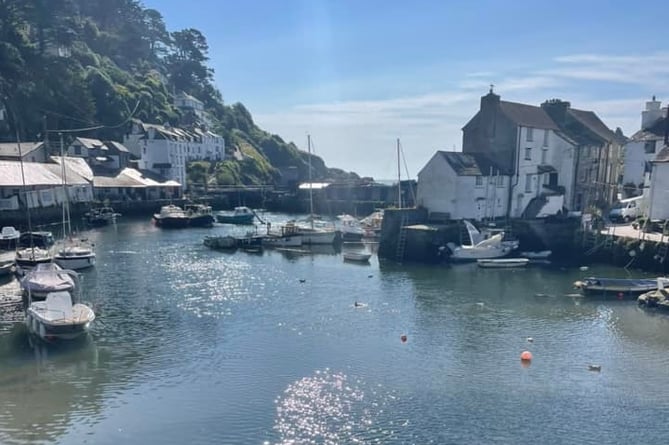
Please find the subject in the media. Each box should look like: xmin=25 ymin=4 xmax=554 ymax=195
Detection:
xmin=416 ymin=153 xmax=508 ymax=221
xmin=623 ymin=139 xmax=662 ymax=190
xmin=462 ymin=95 xmax=518 ymax=175
xmin=649 ymin=163 xmax=669 ymax=220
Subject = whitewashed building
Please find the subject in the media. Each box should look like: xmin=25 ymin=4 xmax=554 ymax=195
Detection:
xmin=648 ymin=146 xmax=669 ymax=220
xmin=622 ymin=97 xmax=668 ymax=194
xmin=124 ymin=121 xmax=225 ymax=190
xmin=417 ymin=151 xmax=509 ymax=221
xmin=0 ymin=141 xmax=49 ymax=162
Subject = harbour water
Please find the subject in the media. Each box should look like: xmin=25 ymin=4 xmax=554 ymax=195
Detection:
xmin=2 ymin=215 xmax=669 ymax=444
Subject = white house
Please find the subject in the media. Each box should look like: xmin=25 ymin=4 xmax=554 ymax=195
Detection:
xmin=0 ymin=141 xmax=49 ymax=162
xmin=124 ymin=121 xmax=224 ymax=190
xmin=648 ymin=145 xmax=669 ymax=220
xmin=417 ymin=151 xmax=510 ymax=221
xmin=622 ymin=97 xmax=668 ymax=193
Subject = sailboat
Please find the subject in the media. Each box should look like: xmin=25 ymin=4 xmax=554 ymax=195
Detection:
xmin=53 ymin=137 xmax=96 ymax=270
xmin=292 ymin=134 xmax=336 ymax=245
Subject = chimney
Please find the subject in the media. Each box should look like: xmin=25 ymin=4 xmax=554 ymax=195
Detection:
xmin=642 ymin=96 xmax=662 ymax=130
xmin=541 ymin=99 xmax=570 ymax=125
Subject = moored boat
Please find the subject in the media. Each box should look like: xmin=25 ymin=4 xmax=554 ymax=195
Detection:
xmin=0 ymin=226 xmax=20 ymax=250
xmin=154 ymin=205 xmax=189 ymax=228
xmin=24 ymin=269 xmax=94 ymax=341
xmin=638 ymin=279 xmax=669 ymax=310
xmin=343 ymin=251 xmax=372 ymax=263
xmin=216 ymin=206 xmax=256 ymax=225
xmin=54 ymin=242 xmax=96 ymax=270
xmin=447 ymin=220 xmax=518 ymax=262
xmin=477 ymin=258 xmax=529 ymax=268
xmin=20 ymin=262 xmax=76 ymax=300
xmin=185 ymin=203 xmax=215 ymax=227
xmin=84 ymin=207 xmax=120 ymax=226
xmin=574 ymin=277 xmax=663 ymax=298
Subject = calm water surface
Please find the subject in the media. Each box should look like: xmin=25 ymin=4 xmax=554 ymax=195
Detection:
xmin=1 ymin=215 xmax=669 ymax=444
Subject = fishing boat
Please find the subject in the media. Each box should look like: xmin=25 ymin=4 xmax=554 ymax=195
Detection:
xmin=84 ymin=207 xmax=120 ymax=226
xmin=20 ymin=262 xmax=76 ymax=300
xmin=477 ymin=258 xmax=529 ymax=268
xmin=24 ymin=269 xmax=95 ymax=341
xmin=154 ymin=204 xmax=189 ymax=228
xmin=343 ymin=251 xmax=372 ymax=263
xmin=637 ymin=279 xmax=669 ymax=310
xmin=0 ymin=226 xmax=20 ymax=250
xmin=447 ymin=220 xmax=517 ymax=262
xmin=185 ymin=203 xmax=215 ymax=227
xmin=262 ymin=222 xmax=303 ymax=247
xmin=573 ymin=277 xmax=663 ymax=297
xmin=216 ymin=206 xmax=255 ymax=225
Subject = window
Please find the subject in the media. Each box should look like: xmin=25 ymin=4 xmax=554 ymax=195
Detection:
xmin=543 ymin=129 xmax=549 ymax=147
xmin=74 ymin=146 xmax=81 ymax=155
xmin=644 ymin=141 xmax=656 ymax=154
xmin=541 ymin=148 xmax=548 ymax=164
xmin=525 ymin=147 xmax=532 ymax=160
xmin=475 ymin=176 xmax=483 ymax=187
xmin=526 ymin=127 xmax=533 ymax=142
xmin=497 ymin=176 xmax=504 ymax=187
xmin=525 ymin=174 xmax=532 ymax=192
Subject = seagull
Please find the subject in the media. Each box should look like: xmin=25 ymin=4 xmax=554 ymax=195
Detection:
xmin=588 ymin=365 xmax=601 ymax=372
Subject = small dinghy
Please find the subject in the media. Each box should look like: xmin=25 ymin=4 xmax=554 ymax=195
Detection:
xmin=477 ymin=258 xmax=529 ymax=268
xmin=574 ymin=277 xmax=665 ymax=298
xmin=343 ymin=252 xmax=372 ymax=263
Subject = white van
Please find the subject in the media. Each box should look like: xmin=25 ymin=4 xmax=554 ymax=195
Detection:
xmin=609 ymin=196 xmax=643 ymax=223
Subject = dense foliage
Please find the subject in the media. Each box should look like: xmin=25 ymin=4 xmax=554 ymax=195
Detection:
xmin=0 ymin=0 xmax=358 ymax=185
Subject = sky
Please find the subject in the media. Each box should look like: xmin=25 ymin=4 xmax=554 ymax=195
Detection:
xmin=144 ymin=0 xmax=669 ymax=179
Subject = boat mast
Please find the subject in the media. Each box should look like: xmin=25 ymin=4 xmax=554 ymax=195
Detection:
xmin=60 ymin=133 xmax=71 ymax=237
xmin=397 ymin=138 xmax=402 ymax=209
xmin=308 ymin=134 xmax=314 ymax=229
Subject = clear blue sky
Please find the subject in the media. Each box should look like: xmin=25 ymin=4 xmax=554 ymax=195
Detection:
xmin=144 ymin=0 xmax=669 ymax=179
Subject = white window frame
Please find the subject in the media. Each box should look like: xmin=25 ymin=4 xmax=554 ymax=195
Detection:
xmin=526 ymin=127 xmax=534 ymax=142
xmin=525 ymin=174 xmax=532 ymax=193
xmin=475 ymin=176 xmax=483 ymax=187
xmin=525 ymin=147 xmax=532 ymax=161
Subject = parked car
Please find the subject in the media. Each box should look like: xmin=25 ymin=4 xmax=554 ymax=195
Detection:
xmin=609 ymin=196 xmax=643 ymax=223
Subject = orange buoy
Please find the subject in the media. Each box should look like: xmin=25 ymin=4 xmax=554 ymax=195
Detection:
xmin=520 ymin=351 xmax=533 ymax=361
xmin=400 ymin=334 xmax=408 ymax=343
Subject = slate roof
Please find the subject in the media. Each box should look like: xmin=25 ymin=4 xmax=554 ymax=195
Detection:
xmin=41 ymin=163 xmax=90 ymax=185
xmin=104 ymin=141 xmax=130 ymax=153
xmin=499 ymin=101 xmax=560 ymax=130
xmin=567 ymin=109 xmax=617 ymax=143
xmin=631 ymin=116 xmax=668 ymax=141
xmin=0 ymin=142 xmax=45 ymax=159
xmin=74 ymin=137 xmax=105 ymax=149
xmin=51 ymin=156 xmax=94 ymax=182
xmin=438 ymin=151 xmax=509 ymax=176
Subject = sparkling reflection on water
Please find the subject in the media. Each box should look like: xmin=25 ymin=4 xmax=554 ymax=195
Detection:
xmin=1 ymin=216 xmax=669 ymax=444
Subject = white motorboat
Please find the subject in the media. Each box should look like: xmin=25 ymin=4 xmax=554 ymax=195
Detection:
xmin=20 ymin=262 xmax=76 ymax=300
xmin=54 ymin=241 xmax=96 ymax=270
xmin=15 ymin=247 xmax=53 ymax=274
xmin=0 ymin=257 xmax=14 ymax=277
xmin=337 ymin=214 xmax=365 ymax=241
xmin=447 ymin=221 xmax=518 ymax=262
xmin=0 ymin=226 xmax=20 ymax=250
xmin=24 ymin=269 xmax=94 ymax=341
xmin=360 ymin=210 xmax=384 ymax=238
xmin=343 ymin=251 xmax=372 ymax=263
xmin=477 ymin=258 xmax=529 ymax=268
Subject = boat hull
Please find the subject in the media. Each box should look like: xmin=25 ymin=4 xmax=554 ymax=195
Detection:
xmin=25 ymin=307 xmax=93 ymax=341
xmin=189 ymin=215 xmax=215 ymax=227
xmin=154 ymin=216 xmax=189 ymax=228
xmin=299 ymin=231 xmax=337 ymax=245
xmin=216 ymin=214 xmax=254 ymax=225
xmin=343 ymin=252 xmax=372 ymax=262
xmin=574 ymin=277 xmax=661 ymax=298
xmin=263 ymin=235 xmax=303 ymax=247
xmin=54 ymin=253 xmax=96 ymax=270
xmin=477 ymin=258 xmax=529 ymax=268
